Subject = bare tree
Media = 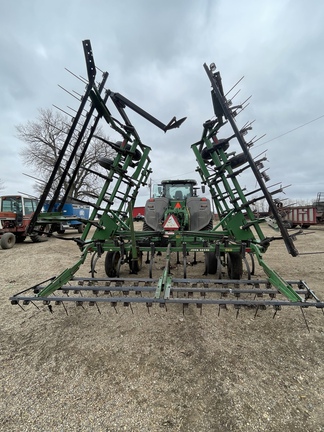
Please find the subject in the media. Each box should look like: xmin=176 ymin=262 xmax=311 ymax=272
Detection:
xmin=16 ymin=108 xmax=114 ymax=200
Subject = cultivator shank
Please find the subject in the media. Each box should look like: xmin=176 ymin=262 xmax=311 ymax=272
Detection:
xmin=9 ymin=42 xmax=324 ymax=322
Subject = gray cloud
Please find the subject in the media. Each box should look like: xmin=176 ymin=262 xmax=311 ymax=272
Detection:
xmin=1 ymin=0 xmax=323 ymax=204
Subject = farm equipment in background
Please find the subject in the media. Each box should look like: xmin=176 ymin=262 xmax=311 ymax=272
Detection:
xmin=0 ymin=195 xmax=44 ymax=249
xmin=144 ymin=179 xmax=213 ymax=233
xmin=43 ymin=201 xmax=90 ymax=234
xmin=276 ymin=192 xmax=324 ymax=229
xmin=9 ymin=40 xmax=324 ymax=321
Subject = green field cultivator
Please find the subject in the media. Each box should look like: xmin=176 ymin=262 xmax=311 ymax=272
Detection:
xmin=10 ymin=41 xmax=324 ymax=323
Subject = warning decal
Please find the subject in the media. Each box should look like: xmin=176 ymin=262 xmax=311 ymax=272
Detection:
xmin=163 ymin=214 xmax=180 ymax=230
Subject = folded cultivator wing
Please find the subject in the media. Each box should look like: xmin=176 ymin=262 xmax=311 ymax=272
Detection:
xmin=10 ymin=42 xmax=324 ymax=326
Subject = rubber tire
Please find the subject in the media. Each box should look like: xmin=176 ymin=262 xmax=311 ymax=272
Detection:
xmin=205 ymin=252 xmax=218 ymax=275
xmin=301 ymin=224 xmax=310 ymax=229
xmin=228 ymin=153 xmax=248 ymax=169
xmin=16 ymin=235 xmax=26 ymax=243
xmin=201 ymin=139 xmax=230 ymax=160
xmin=128 ymin=249 xmax=143 ymax=273
xmin=227 ymin=252 xmax=243 ymax=279
xmin=77 ymin=224 xmax=85 ymax=233
xmin=105 ymin=251 xmax=121 ymax=277
xmin=143 ymin=221 xmax=153 ymax=231
xmin=1 ymin=233 xmax=16 ymax=249
xmin=202 ymin=219 xmax=213 ymax=231
xmin=57 ymin=229 xmax=65 ymax=235
xmin=96 ymin=138 xmax=142 ymax=161
xmin=30 ymin=234 xmax=48 ymax=243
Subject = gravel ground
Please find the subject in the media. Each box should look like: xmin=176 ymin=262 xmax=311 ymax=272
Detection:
xmin=1 ymin=224 xmax=324 ymax=432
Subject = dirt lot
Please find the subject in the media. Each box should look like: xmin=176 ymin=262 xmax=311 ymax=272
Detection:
xmin=1 ymin=224 xmax=324 ymax=432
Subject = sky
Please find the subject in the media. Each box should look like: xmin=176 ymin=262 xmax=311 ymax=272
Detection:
xmin=1 ymin=0 xmax=324 ymax=207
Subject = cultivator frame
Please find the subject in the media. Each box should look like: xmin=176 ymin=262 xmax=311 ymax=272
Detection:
xmin=10 ymin=41 xmax=324 ymax=320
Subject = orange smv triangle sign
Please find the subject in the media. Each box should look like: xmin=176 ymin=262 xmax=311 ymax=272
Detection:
xmin=175 ymin=202 xmax=181 ymax=209
xmin=163 ymin=214 xmax=180 ymax=230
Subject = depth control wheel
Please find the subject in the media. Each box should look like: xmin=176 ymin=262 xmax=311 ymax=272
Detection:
xmin=227 ymin=252 xmax=243 ymax=279
xmin=105 ymin=251 xmax=121 ymax=277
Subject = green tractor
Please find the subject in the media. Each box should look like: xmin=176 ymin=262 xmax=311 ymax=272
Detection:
xmin=144 ymin=179 xmax=213 ymax=232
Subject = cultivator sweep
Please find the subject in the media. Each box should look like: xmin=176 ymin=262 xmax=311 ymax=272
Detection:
xmin=10 ymin=41 xmax=324 ymax=320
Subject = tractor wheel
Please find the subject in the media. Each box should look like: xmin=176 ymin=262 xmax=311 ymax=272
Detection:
xmin=57 ymin=229 xmax=65 ymax=234
xmin=143 ymin=222 xmax=153 ymax=231
xmin=301 ymin=224 xmax=310 ymax=229
xmin=202 ymin=218 xmax=213 ymax=231
xmin=227 ymin=252 xmax=243 ymax=279
xmin=105 ymin=251 xmax=121 ymax=277
xmin=1 ymin=233 xmax=16 ymax=249
xmin=128 ymin=248 xmax=143 ymax=273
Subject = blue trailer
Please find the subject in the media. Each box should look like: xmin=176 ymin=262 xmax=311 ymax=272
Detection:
xmin=44 ymin=201 xmax=90 ymax=234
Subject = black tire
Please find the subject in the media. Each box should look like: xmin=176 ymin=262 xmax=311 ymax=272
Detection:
xmin=16 ymin=235 xmax=26 ymax=243
xmin=105 ymin=251 xmax=121 ymax=277
xmin=205 ymin=252 xmax=218 ymax=275
xmin=227 ymin=252 xmax=243 ymax=279
xmin=128 ymin=248 xmax=143 ymax=273
xmin=143 ymin=221 xmax=153 ymax=231
xmin=57 ymin=229 xmax=65 ymax=235
xmin=201 ymin=139 xmax=230 ymax=160
xmin=77 ymin=224 xmax=85 ymax=233
xmin=301 ymin=224 xmax=310 ymax=229
xmin=96 ymin=138 xmax=142 ymax=161
xmin=1 ymin=233 xmax=16 ymax=249
xmin=228 ymin=153 xmax=248 ymax=169
xmin=30 ymin=233 xmax=48 ymax=243
xmin=202 ymin=218 xmax=213 ymax=231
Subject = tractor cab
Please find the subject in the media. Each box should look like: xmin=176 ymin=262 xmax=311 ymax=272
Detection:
xmin=0 ymin=196 xmax=39 ymax=246
xmin=146 ymin=179 xmax=212 ymax=232
xmin=154 ymin=180 xmax=197 ymax=201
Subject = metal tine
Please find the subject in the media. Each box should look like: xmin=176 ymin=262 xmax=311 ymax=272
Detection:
xmin=111 ymin=302 xmax=118 ymax=313
xmin=30 ymin=301 xmax=40 ymax=310
xmin=72 ymin=89 xmax=83 ymax=99
xmin=248 ymin=133 xmax=267 ymax=146
xmin=52 ymin=104 xmax=74 ymax=119
xmin=95 ymin=302 xmax=102 ymax=314
xmin=67 ymin=106 xmax=88 ymax=118
xmin=62 ymin=302 xmax=69 ymax=316
xmin=254 ymin=306 xmax=259 ymax=319
xmin=272 ymin=305 xmax=280 ymax=319
xmin=300 ymin=307 xmax=310 ymax=333
xmin=58 ymin=84 xmax=82 ymax=102
xmin=225 ymin=75 xmax=244 ymax=97
xmin=65 ymin=67 xmax=88 ymax=84
xmin=17 ymin=303 xmax=26 ymax=312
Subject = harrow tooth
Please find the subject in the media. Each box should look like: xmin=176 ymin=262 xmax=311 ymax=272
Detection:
xmin=43 ymin=300 xmax=51 ymax=305
xmin=54 ymin=300 xmax=62 ymax=305
xmin=22 ymin=300 xmax=30 ymax=305
xmin=76 ymin=301 xmax=84 ymax=308
xmin=89 ymin=301 xmax=95 ymax=306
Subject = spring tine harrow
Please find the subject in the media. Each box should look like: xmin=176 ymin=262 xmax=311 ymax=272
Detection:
xmin=7 ymin=41 xmax=324 ymax=325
